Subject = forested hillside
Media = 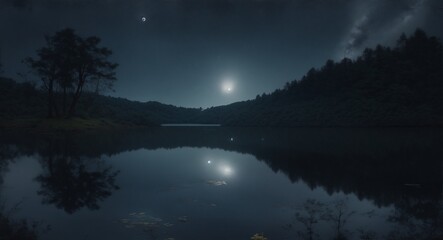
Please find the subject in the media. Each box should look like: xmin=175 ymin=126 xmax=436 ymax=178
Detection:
xmin=1 ymin=29 xmax=442 ymax=127
xmin=0 ymin=77 xmax=201 ymax=125
xmin=199 ymin=29 xmax=443 ymax=126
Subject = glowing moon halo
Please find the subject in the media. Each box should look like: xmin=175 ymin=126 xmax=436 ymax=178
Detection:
xmin=221 ymin=80 xmax=234 ymax=94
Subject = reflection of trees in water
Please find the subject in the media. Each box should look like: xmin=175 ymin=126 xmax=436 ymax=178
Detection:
xmin=0 ymin=200 xmax=51 ymax=240
xmin=289 ymin=198 xmax=355 ymax=240
xmin=387 ymin=196 xmax=443 ymax=239
xmin=0 ymin=146 xmax=40 ymax=239
xmin=0 ymin=212 xmax=39 ymax=240
xmin=289 ymin=197 xmax=443 ymax=240
xmin=294 ymin=199 xmax=325 ymax=240
xmin=34 ymin=137 xmax=120 ymax=214
xmin=324 ymin=199 xmax=356 ymax=240
xmin=0 ymin=145 xmax=19 ymax=185
xmin=35 ymin=155 xmax=119 ymax=214
xmin=3 ymin=128 xmax=440 ymax=208
xmin=1 ymin=128 xmax=442 ymax=234
xmin=0 ymin=146 xmax=36 ymax=239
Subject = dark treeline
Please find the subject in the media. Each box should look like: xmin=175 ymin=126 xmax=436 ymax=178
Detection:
xmin=0 ymin=77 xmax=201 ymax=125
xmin=1 ymin=127 xmax=441 ymax=211
xmin=201 ymin=29 xmax=443 ymax=126
xmin=0 ymin=28 xmax=199 ymax=125
xmin=1 ymin=128 xmax=442 ymax=239
xmin=1 ymin=29 xmax=442 ymax=126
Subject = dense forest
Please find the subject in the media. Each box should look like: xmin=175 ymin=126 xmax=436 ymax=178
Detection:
xmin=201 ymin=29 xmax=443 ymax=126
xmin=1 ymin=29 xmax=442 ymax=127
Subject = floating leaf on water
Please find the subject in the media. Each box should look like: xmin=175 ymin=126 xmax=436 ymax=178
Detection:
xmin=207 ymin=180 xmax=227 ymax=186
xmin=210 ymin=203 xmax=217 ymax=207
xmin=125 ymin=225 xmax=135 ymax=228
xmin=163 ymin=223 xmax=174 ymax=227
xmin=129 ymin=212 xmax=137 ymax=216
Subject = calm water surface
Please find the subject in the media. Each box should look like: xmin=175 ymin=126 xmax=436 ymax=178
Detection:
xmin=1 ymin=127 xmax=442 ymax=240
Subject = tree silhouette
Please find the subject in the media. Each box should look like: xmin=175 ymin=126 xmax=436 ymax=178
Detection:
xmin=25 ymin=28 xmax=118 ymax=118
xmin=35 ymin=155 xmax=119 ymax=214
xmin=294 ymin=199 xmax=326 ymax=240
xmin=387 ymin=196 xmax=443 ymax=239
xmin=35 ymin=138 xmax=120 ymax=214
xmin=324 ymin=199 xmax=355 ymax=240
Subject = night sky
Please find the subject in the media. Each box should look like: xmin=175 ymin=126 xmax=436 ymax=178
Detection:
xmin=1 ymin=0 xmax=442 ymax=108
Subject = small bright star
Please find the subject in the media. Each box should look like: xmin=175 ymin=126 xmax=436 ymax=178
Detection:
xmin=141 ymin=17 xmax=147 ymax=22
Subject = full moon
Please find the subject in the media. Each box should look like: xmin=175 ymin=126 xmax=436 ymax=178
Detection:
xmin=221 ymin=80 xmax=234 ymax=94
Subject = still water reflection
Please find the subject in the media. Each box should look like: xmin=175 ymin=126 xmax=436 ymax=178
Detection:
xmin=0 ymin=127 xmax=442 ymax=240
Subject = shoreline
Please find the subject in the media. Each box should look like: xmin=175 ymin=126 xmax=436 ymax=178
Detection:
xmin=1 ymin=118 xmax=442 ymax=133
xmin=0 ymin=117 xmax=156 ymax=133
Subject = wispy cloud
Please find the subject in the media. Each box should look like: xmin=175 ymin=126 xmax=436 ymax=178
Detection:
xmin=339 ymin=0 xmax=428 ymax=59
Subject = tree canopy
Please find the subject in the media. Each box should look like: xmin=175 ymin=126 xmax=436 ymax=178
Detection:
xmin=26 ymin=28 xmax=118 ymax=118
xmin=2 ymin=28 xmax=442 ymax=127
xmin=200 ymin=29 xmax=443 ymax=126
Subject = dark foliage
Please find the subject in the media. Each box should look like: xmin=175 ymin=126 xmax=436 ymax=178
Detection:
xmin=35 ymin=155 xmax=120 ymax=214
xmin=25 ymin=28 xmax=118 ymax=118
xmin=200 ymin=29 xmax=443 ymax=126
xmin=2 ymin=127 xmax=441 ymax=210
xmin=74 ymin=94 xmax=202 ymax=125
xmin=0 ymin=213 xmax=38 ymax=240
xmin=0 ymin=77 xmax=200 ymax=125
xmin=1 ymin=29 xmax=442 ymax=126
xmin=0 ymin=77 xmax=44 ymax=118
xmin=1 ymin=127 xmax=442 ymax=237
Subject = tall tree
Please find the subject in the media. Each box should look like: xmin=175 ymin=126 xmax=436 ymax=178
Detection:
xmin=26 ymin=28 xmax=118 ymax=118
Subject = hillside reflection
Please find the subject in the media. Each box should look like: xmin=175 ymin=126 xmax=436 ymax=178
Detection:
xmin=0 ymin=127 xmax=442 ymax=236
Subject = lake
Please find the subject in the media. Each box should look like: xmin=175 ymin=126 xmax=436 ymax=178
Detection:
xmin=0 ymin=127 xmax=442 ymax=240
